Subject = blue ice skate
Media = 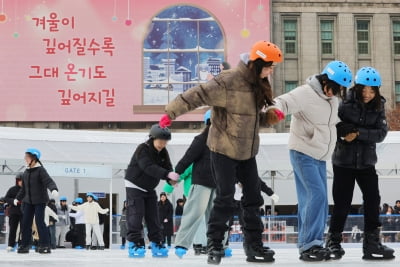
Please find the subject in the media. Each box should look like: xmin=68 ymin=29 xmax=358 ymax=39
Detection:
xmin=175 ymin=246 xmax=187 ymax=258
xmin=224 ymin=247 xmax=233 ymax=257
xmin=120 ymin=245 xmax=125 ymax=250
xmin=150 ymin=242 xmax=168 ymax=257
xmin=128 ymin=241 xmax=146 ymax=258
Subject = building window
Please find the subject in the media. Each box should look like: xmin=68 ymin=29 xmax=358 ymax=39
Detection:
xmin=396 ymin=82 xmax=400 ymax=103
xmin=320 ymin=20 xmax=334 ymax=55
xmin=284 ymin=81 xmax=297 ymax=126
xmin=393 ymin=21 xmax=400 ymax=55
xmin=283 ymin=20 xmax=297 ymax=54
xmin=143 ymin=5 xmax=225 ymax=105
xmin=357 ymin=20 xmax=370 ymax=55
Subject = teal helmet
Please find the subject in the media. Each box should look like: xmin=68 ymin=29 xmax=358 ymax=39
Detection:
xmin=74 ymin=197 xmax=83 ymax=204
xmin=60 ymin=196 xmax=67 ymax=201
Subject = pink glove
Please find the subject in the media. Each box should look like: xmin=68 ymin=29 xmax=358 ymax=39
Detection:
xmin=159 ymin=114 xmax=172 ymax=128
xmin=274 ymin=109 xmax=285 ymax=120
xmin=167 ymin=172 xmax=180 ymax=181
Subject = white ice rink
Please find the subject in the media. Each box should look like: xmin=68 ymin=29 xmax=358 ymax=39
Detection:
xmin=0 ymin=243 xmax=399 ymax=267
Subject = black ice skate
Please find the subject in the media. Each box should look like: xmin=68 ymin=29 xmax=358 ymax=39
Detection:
xmin=193 ymin=244 xmax=206 ymax=255
xmin=362 ymin=229 xmax=395 ymax=260
xmin=300 ymin=245 xmax=331 ymax=261
xmin=207 ymin=239 xmax=224 ymax=265
xmin=243 ymin=242 xmax=275 ymax=262
xmin=326 ymin=232 xmax=345 ymax=259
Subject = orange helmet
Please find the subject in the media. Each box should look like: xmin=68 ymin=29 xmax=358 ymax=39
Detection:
xmin=249 ymin=41 xmax=283 ymax=63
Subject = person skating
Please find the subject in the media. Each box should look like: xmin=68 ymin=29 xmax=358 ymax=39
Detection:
xmin=70 ymin=192 xmax=109 ymax=250
xmin=55 ymin=196 xmax=70 ymax=248
xmin=4 ymin=173 xmax=23 ymax=252
xmin=326 ymin=66 xmax=395 ymax=260
xmin=158 ymin=192 xmax=174 ymax=248
xmin=69 ymin=197 xmax=86 ymax=249
xmin=159 ymin=40 xmax=284 ymax=264
xmin=269 ymin=61 xmax=353 ymax=261
xmin=124 ymin=124 xmax=179 ymax=258
xmin=14 ymin=148 xmax=59 ymax=254
xmin=173 ymin=110 xmax=222 ymax=259
xmin=119 ymin=200 xmax=128 ymax=249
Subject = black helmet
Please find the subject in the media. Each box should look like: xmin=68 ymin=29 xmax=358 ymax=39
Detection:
xmin=149 ymin=124 xmax=171 ymax=140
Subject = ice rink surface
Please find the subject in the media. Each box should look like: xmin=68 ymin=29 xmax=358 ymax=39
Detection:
xmin=0 ymin=243 xmax=399 ymax=267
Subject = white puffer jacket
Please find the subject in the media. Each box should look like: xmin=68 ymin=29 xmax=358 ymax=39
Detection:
xmin=272 ymin=75 xmax=340 ymax=161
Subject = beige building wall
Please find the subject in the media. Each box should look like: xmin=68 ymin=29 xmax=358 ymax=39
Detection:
xmin=271 ymin=0 xmax=400 ymax=131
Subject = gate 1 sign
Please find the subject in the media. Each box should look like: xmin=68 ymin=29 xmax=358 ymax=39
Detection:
xmin=44 ymin=162 xmax=112 ymax=179
xmin=0 ymin=0 xmax=270 ymax=122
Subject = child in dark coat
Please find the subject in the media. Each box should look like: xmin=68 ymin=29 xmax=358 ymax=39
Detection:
xmin=124 ymin=124 xmax=179 ymax=258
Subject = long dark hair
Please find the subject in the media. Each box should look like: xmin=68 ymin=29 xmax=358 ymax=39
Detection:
xmin=249 ymin=58 xmax=274 ymax=109
xmin=353 ymin=84 xmax=382 ymax=111
xmin=316 ymin=74 xmax=345 ymax=99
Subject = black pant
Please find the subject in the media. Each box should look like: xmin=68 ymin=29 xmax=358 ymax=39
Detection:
xmin=8 ymin=213 xmax=22 ymax=247
xmin=74 ymin=224 xmax=86 ymax=247
xmin=126 ymin=187 xmax=163 ymax=244
xmin=21 ymin=203 xmax=50 ymax=248
xmin=207 ymin=152 xmax=264 ymax=244
xmin=329 ymin=165 xmax=381 ymax=233
xmin=163 ymin=234 xmax=171 ymax=246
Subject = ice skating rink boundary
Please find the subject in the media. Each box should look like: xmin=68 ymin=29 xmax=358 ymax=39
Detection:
xmin=0 ymin=243 xmax=399 ymax=267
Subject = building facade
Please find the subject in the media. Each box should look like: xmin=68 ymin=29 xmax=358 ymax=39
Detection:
xmin=271 ymin=0 xmax=400 ymax=131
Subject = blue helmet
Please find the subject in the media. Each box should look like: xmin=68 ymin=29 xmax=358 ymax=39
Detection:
xmin=60 ymin=196 xmax=67 ymax=201
xmin=74 ymin=197 xmax=83 ymax=204
xmin=25 ymin=148 xmax=41 ymax=160
xmin=204 ymin=110 xmax=211 ymax=125
xmin=355 ymin=67 xmax=381 ymax=87
xmin=321 ymin=60 xmax=353 ymax=88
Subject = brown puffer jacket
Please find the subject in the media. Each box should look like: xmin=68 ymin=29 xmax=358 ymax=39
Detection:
xmin=166 ymin=60 xmax=268 ymax=161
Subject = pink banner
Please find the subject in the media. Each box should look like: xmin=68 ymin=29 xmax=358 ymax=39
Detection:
xmin=0 ymin=0 xmax=270 ymax=121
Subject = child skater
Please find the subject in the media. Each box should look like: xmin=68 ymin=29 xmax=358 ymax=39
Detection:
xmin=124 ymin=124 xmax=179 ymax=258
xmin=70 ymin=192 xmax=109 ymax=250
xmin=269 ymin=61 xmax=352 ymax=261
xmin=69 ymin=197 xmax=86 ymax=249
xmin=15 ymin=148 xmax=59 ymax=254
xmin=326 ymin=66 xmax=395 ymax=260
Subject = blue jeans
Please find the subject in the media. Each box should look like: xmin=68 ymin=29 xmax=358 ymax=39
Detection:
xmin=290 ymin=150 xmax=328 ymax=253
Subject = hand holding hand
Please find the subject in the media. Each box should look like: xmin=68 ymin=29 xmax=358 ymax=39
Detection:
xmin=13 ymin=199 xmax=19 ymax=206
xmin=266 ymin=108 xmax=285 ymax=125
xmin=167 ymin=172 xmax=180 ymax=181
xmin=159 ymin=114 xmax=172 ymax=128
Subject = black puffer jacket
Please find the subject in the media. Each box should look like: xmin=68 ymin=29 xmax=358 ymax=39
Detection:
xmin=175 ymin=126 xmax=215 ymax=188
xmin=4 ymin=185 xmax=22 ymax=215
xmin=332 ymin=89 xmax=388 ymax=169
xmin=125 ymin=139 xmax=173 ymax=191
xmin=16 ymin=165 xmax=58 ymax=205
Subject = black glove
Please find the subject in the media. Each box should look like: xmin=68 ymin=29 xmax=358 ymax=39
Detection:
xmin=336 ymin=122 xmax=357 ymax=137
